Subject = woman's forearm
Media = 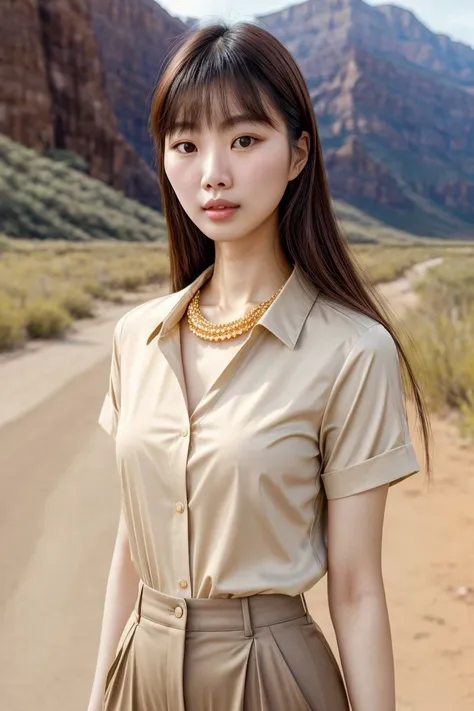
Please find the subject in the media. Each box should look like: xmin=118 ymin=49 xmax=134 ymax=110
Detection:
xmin=329 ymin=589 xmax=396 ymax=711
xmin=86 ymin=512 xmax=140 ymax=711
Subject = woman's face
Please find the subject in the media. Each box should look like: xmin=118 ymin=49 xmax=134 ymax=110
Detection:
xmin=163 ymin=93 xmax=309 ymax=246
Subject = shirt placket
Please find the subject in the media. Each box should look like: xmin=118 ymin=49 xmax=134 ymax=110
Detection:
xmin=158 ymin=327 xmax=193 ymax=598
xmin=171 ymin=416 xmax=192 ymax=598
xmin=159 ymin=320 xmax=264 ymax=599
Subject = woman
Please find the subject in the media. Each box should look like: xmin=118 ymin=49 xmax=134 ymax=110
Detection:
xmin=87 ymin=20 xmax=432 ymax=711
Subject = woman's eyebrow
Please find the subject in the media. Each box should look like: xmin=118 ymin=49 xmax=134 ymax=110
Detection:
xmin=170 ymin=113 xmax=265 ymax=137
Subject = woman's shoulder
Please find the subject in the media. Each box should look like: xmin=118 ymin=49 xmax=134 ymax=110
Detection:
xmin=111 ymin=286 xmax=186 ymax=350
xmin=305 ymin=293 xmax=395 ymax=362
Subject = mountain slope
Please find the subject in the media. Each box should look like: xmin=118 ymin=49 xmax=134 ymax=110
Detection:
xmin=90 ymin=0 xmax=187 ymax=169
xmin=256 ymin=0 xmax=474 ymax=235
xmin=0 ymin=0 xmax=164 ymax=210
xmin=2 ymin=0 xmax=474 ymax=237
xmin=0 ymin=133 xmax=426 ymax=245
xmin=0 ymin=135 xmax=166 ymax=241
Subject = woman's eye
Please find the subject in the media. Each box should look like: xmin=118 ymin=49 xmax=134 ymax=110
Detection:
xmin=173 ymin=136 xmax=256 ymax=154
xmin=174 ymin=142 xmax=195 ymax=154
xmin=233 ymin=135 xmax=255 ymax=148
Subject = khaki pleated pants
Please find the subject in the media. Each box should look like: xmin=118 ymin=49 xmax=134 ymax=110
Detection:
xmin=102 ymin=580 xmax=349 ymax=711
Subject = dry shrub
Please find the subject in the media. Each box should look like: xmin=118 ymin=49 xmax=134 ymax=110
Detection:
xmin=403 ymin=255 xmax=474 ymax=438
xmin=23 ymin=299 xmax=73 ymax=339
xmin=0 ymin=239 xmax=169 ymax=350
xmin=0 ymin=295 xmax=26 ymax=350
xmin=56 ymin=289 xmax=96 ymax=319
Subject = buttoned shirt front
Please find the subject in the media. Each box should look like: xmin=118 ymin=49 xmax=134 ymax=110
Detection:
xmin=98 ymin=262 xmax=420 ymax=598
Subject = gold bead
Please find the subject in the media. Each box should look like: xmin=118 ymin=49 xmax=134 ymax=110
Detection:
xmin=186 ymin=281 xmax=285 ymax=341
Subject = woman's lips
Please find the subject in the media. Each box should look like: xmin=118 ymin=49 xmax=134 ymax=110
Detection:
xmin=204 ymin=206 xmax=240 ymax=221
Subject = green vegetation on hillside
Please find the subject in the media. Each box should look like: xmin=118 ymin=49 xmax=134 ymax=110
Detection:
xmin=335 ymin=201 xmax=430 ymax=244
xmin=0 ymin=133 xmax=452 ymax=246
xmin=0 ymin=134 xmax=166 ymax=242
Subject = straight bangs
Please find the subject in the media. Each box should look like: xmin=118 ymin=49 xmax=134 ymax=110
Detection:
xmin=155 ymin=59 xmax=281 ymax=146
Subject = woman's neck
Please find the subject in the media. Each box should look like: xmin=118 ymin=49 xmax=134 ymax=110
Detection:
xmin=200 ymin=242 xmax=293 ymax=316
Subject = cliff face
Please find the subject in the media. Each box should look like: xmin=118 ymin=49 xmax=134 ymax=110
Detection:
xmin=257 ymin=0 xmax=474 ymax=227
xmin=364 ymin=4 xmax=474 ymax=89
xmin=36 ymin=0 xmax=127 ymax=188
xmin=2 ymin=0 xmax=474 ymax=233
xmin=325 ymin=136 xmax=412 ymax=208
xmin=0 ymin=0 xmax=179 ymax=209
xmin=0 ymin=0 xmax=54 ymax=150
xmin=90 ymin=0 xmax=187 ymax=169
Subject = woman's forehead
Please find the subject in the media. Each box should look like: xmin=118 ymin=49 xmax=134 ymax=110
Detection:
xmin=173 ymin=87 xmax=244 ymax=125
xmin=171 ymin=87 xmax=279 ymax=134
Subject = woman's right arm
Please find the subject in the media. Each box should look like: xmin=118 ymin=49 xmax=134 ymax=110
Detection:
xmin=86 ymin=509 xmax=140 ymax=711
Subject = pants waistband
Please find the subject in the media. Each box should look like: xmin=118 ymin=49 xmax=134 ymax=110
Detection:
xmin=134 ymin=580 xmax=312 ymax=637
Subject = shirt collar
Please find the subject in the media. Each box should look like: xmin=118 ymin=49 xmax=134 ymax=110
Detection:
xmin=145 ymin=262 xmax=319 ymax=350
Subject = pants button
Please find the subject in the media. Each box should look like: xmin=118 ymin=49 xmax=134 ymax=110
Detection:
xmin=174 ymin=605 xmax=184 ymax=618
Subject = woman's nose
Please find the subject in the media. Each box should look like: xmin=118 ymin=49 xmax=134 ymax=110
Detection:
xmin=201 ymin=154 xmax=231 ymax=190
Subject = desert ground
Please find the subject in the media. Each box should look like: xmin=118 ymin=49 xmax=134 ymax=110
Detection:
xmin=0 ymin=261 xmax=472 ymax=711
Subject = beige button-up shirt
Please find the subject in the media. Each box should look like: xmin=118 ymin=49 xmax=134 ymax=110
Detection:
xmin=99 ymin=263 xmax=420 ymax=598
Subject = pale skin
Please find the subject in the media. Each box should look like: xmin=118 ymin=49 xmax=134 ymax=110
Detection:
xmin=87 ymin=93 xmax=395 ymax=711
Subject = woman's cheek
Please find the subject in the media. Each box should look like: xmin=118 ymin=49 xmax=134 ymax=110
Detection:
xmin=165 ymin=160 xmax=196 ymax=205
xmin=246 ymin=149 xmax=289 ymax=192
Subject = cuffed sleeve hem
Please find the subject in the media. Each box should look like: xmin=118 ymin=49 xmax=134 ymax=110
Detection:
xmin=98 ymin=393 xmax=118 ymax=439
xmin=321 ymin=442 xmax=420 ymax=500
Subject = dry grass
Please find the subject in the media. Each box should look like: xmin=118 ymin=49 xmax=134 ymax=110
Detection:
xmin=1 ymin=237 xmax=474 ymax=438
xmin=352 ymin=242 xmax=463 ymax=283
xmin=400 ymin=252 xmax=474 ymax=438
xmin=0 ymin=238 xmax=169 ymax=348
xmin=350 ymin=241 xmax=474 ymax=437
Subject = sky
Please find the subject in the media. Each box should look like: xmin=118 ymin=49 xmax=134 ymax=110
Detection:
xmin=157 ymin=0 xmax=474 ymax=48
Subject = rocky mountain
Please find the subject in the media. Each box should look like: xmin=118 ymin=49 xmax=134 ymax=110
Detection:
xmin=1 ymin=0 xmax=474 ymax=236
xmin=0 ymin=0 xmax=186 ymax=210
xmin=89 ymin=0 xmax=191 ymax=171
xmin=256 ymin=0 xmax=474 ymax=235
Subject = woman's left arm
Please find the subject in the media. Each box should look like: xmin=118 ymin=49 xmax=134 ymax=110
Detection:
xmin=327 ymin=482 xmax=395 ymax=711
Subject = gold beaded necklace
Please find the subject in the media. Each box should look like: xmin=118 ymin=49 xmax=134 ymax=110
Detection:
xmin=186 ymin=281 xmax=285 ymax=342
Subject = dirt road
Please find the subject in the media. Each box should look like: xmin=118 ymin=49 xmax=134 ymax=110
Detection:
xmin=379 ymin=256 xmax=444 ymax=316
xmin=309 ymin=257 xmax=474 ymax=710
xmin=0 ymin=260 xmax=472 ymax=711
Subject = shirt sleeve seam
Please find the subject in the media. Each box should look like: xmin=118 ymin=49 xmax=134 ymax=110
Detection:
xmin=320 ymin=321 xmax=383 ymax=431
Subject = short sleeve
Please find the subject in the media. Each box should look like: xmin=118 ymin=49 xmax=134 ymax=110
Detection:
xmin=320 ymin=323 xmax=420 ymax=500
xmin=98 ymin=317 xmax=123 ymax=439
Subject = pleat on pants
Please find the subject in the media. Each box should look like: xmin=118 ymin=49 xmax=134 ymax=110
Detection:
xmin=102 ymin=580 xmax=350 ymax=711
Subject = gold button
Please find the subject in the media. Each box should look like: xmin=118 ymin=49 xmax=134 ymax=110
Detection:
xmin=174 ymin=605 xmax=183 ymax=618
xmin=178 ymin=579 xmax=188 ymax=589
xmin=175 ymin=502 xmax=185 ymax=513
xmin=181 ymin=428 xmax=189 ymax=437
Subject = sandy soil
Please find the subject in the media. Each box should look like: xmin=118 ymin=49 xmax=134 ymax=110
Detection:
xmin=378 ymin=257 xmax=444 ymax=316
xmin=0 ymin=261 xmax=472 ymax=711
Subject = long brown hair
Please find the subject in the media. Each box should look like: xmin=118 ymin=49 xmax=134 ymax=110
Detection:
xmin=149 ymin=20 xmax=432 ymax=478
